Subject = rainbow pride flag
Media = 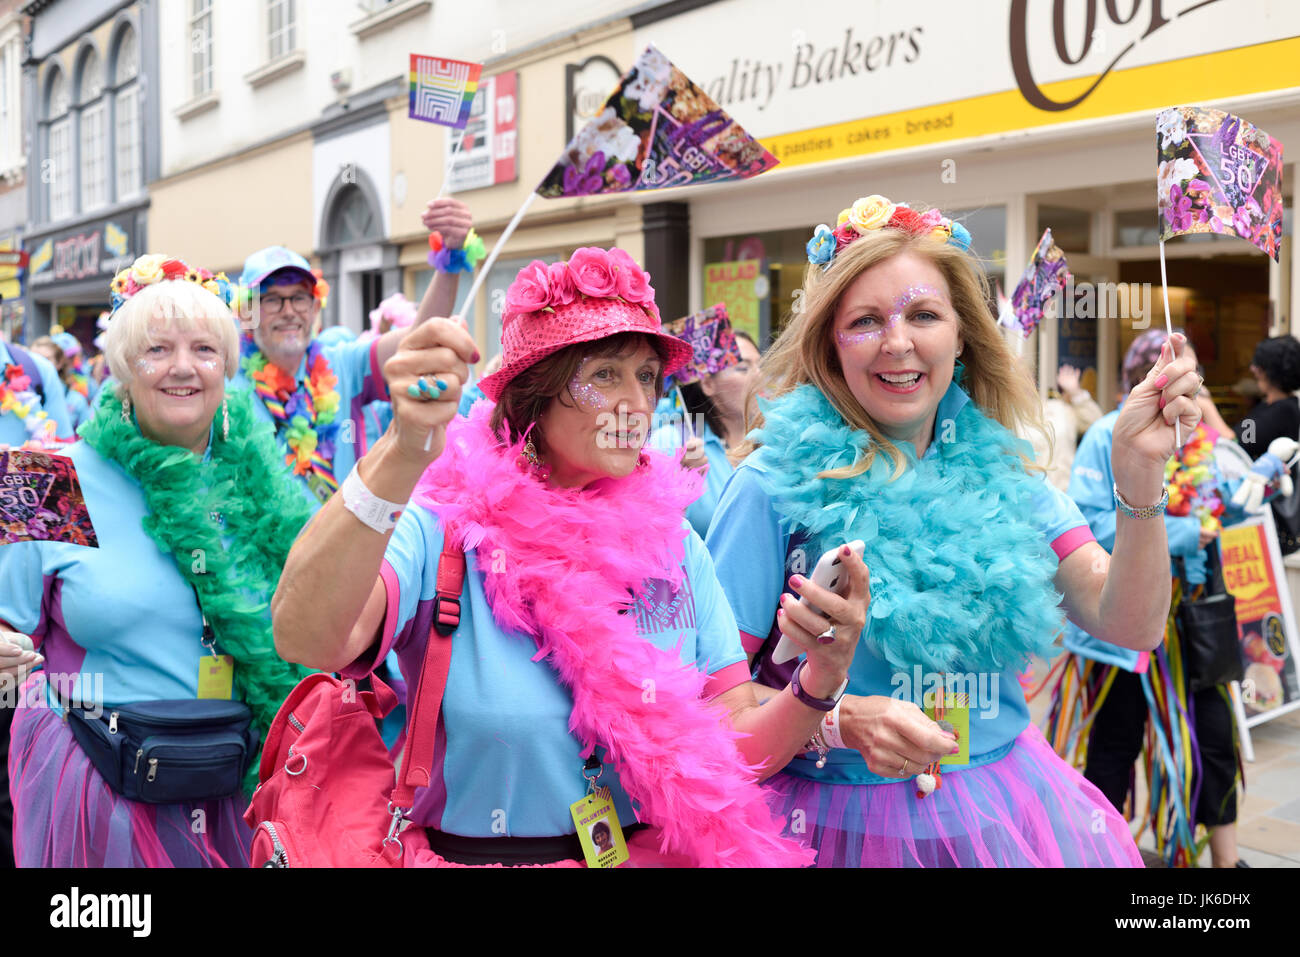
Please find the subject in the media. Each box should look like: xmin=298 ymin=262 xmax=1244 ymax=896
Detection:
xmin=408 ymin=54 xmax=482 ymax=129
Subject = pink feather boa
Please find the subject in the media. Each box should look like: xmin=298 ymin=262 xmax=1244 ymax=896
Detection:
xmin=412 ymin=402 xmax=812 ymax=867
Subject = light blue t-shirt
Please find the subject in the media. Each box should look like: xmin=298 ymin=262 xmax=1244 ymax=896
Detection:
xmin=649 ymin=419 xmax=734 ymax=539
xmin=1064 ymin=408 xmax=1228 ymax=671
xmin=64 ymin=386 xmax=92 ymax=431
xmin=0 ymin=441 xmax=236 ymax=708
xmin=345 ymin=503 xmax=748 ymax=838
xmin=706 ymin=384 xmax=1093 ymax=785
xmin=227 ymin=336 xmax=388 ymax=509
xmin=0 ymin=343 xmax=73 ymax=446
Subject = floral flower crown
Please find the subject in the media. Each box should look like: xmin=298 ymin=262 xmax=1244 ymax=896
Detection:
xmin=505 ymin=247 xmax=660 ymax=321
xmin=806 ymin=195 xmax=973 ymax=269
xmin=110 ymin=254 xmax=235 ymax=314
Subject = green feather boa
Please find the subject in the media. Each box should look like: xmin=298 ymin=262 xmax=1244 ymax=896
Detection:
xmin=750 ymin=383 xmax=1066 ymax=674
xmin=80 ymin=388 xmax=316 ymax=795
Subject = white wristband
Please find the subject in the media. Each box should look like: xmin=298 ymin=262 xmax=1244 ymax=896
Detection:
xmin=820 ymin=698 xmax=846 ymax=750
xmin=340 ymin=468 xmax=407 ymax=534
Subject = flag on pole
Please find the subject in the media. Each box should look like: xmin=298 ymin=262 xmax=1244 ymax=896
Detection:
xmin=408 ymin=54 xmax=482 ymax=128
xmin=537 ymin=44 xmax=777 ymax=198
xmin=1157 ymin=106 xmax=1284 ymax=261
xmin=1 ymin=450 xmax=98 ymax=547
xmin=663 ymin=305 xmax=740 ymax=385
xmin=1005 ymin=229 xmax=1071 ymax=339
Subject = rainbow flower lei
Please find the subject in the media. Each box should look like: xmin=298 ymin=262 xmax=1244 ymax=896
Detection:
xmin=239 ymin=336 xmax=342 ymax=503
xmin=1 ymin=360 xmax=60 ymax=448
xmin=1165 ymin=423 xmax=1225 ymax=533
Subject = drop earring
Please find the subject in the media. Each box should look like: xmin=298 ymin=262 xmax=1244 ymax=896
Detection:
xmin=520 ymin=432 xmax=550 ymax=479
xmin=121 ymin=394 xmax=132 ymax=423
xmin=222 ymin=397 xmax=230 ymax=441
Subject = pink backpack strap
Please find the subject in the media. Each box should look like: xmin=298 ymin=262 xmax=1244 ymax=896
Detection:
xmin=389 ymin=531 xmax=465 ymax=810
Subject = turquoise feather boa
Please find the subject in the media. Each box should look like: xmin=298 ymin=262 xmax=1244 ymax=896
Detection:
xmin=750 ymin=384 xmax=1065 ymax=673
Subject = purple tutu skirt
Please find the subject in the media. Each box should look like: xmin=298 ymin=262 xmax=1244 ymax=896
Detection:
xmin=9 ymin=676 xmax=253 ymax=867
xmin=766 ymin=724 xmax=1142 ymax=867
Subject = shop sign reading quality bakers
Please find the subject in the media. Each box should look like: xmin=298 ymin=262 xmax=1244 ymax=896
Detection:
xmin=635 ymin=0 xmax=1300 ymax=168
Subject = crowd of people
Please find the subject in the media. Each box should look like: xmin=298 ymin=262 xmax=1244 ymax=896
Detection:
xmin=0 ymin=188 xmax=1290 ymax=868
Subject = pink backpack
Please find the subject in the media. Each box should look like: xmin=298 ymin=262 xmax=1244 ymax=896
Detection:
xmin=245 ymin=538 xmax=466 ymax=867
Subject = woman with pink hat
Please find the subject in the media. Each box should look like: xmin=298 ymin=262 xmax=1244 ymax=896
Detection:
xmin=272 ymin=248 xmax=868 ymax=866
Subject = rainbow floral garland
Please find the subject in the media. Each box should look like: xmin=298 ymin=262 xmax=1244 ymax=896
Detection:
xmin=1165 ymin=423 xmax=1225 ymax=533
xmin=239 ymin=336 xmax=342 ymax=503
xmin=806 ymin=195 xmax=973 ymax=269
xmin=110 ymin=253 xmax=233 ymax=312
xmin=1 ymin=361 xmax=59 ymax=448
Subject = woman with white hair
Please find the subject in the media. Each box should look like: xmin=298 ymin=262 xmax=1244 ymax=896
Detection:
xmin=0 ymin=255 xmax=314 ymax=867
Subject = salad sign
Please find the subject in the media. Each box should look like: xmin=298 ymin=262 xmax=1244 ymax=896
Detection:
xmin=0 ymin=449 xmax=98 ymax=546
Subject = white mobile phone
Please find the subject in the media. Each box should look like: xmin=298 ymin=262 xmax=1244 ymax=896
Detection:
xmin=772 ymin=540 xmax=866 ymax=665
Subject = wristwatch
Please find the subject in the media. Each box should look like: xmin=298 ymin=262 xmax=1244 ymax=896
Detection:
xmin=1113 ymin=483 xmax=1169 ymax=520
xmin=790 ymin=658 xmax=849 ymax=712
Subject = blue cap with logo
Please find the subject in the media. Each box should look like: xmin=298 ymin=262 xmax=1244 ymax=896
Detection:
xmin=239 ymin=246 xmax=316 ymax=293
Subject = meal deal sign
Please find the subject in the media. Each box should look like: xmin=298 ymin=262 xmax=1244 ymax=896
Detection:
xmin=1220 ymin=515 xmax=1300 ymax=724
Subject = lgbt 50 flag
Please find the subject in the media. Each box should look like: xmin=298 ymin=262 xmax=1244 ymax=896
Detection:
xmin=409 ymin=55 xmax=482 ymax=128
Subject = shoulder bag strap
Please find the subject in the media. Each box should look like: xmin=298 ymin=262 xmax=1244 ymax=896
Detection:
xmin=390 ymin=528 xmax=466 ymax=809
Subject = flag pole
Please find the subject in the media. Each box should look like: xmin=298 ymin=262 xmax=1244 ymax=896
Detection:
xmin=436 ymin=125 xmax=470 ymax=200
xmin=1158 ymin=238 xmax=1181 ymax=447
xmin=423 ymin=191 xmax=540 ymax=451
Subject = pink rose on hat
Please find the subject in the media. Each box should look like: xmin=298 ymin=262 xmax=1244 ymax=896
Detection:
xmin=568 ymin=247 xmax=619 ymax=299
xmin=609 ymin=248 xmax=654 ymax=307
xmin=505 ymin=260 xmax=552 ymax=315
xmin=547 ymin=261 xmax=578 ymax=307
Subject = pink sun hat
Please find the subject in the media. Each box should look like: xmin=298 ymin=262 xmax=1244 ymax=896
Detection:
xmin=478 ymin=247 xmax=692 ymax=402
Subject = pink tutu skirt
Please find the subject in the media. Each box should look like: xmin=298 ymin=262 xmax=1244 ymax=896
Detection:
xmin=9 ymin=676 xmax=253 ymax=868
xmin=765 ymin=724 xmax=1142 ymax=867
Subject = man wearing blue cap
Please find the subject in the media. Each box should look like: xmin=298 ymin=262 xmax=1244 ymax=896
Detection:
xmin=229 ymin=198 xmax=474 ymax=507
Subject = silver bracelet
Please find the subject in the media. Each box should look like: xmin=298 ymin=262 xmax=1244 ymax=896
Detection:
xmin=340 ymin=467 xmax=407 ymax=534
xmin=1113 ymin=483 xmax=1168 ymax=520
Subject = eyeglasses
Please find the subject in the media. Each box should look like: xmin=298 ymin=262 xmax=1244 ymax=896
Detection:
xmin=260 ymin=292 xmax=314 ymax=315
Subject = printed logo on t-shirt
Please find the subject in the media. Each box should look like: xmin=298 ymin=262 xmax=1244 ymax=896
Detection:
xmin=633 ymin=577 xmax=696 ymax=635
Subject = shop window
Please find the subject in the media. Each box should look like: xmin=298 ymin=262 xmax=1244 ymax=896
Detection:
xmin=1036 ymin=205 xmax=1091 ymax=253
xmin=114 ymin=24 xmax=142 ymax=201
xmin=702 ymin=228 xmax=809 ymax=346
xmin=190 ymin=0 xmax=214 ymax=98
xmin=946 ymin=206 xmax=1006 ymax=271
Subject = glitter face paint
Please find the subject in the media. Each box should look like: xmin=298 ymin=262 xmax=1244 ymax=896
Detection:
xmin=835 ymin=283 xmax=947 ymax=348
xmin=568 ymin=356 xmax=613 ymax=413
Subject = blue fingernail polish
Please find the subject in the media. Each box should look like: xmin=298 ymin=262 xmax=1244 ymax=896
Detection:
xmin=434 ymin=378 xmax=448 ymax=391
xmin=407 ymin=384 xmax=421 ymax=398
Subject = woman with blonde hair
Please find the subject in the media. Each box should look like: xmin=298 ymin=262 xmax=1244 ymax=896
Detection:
xmin=706 ymin=195 xmax=1203 ymax=867
xmin=0 ymin=255 xmax=313 ymax=866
